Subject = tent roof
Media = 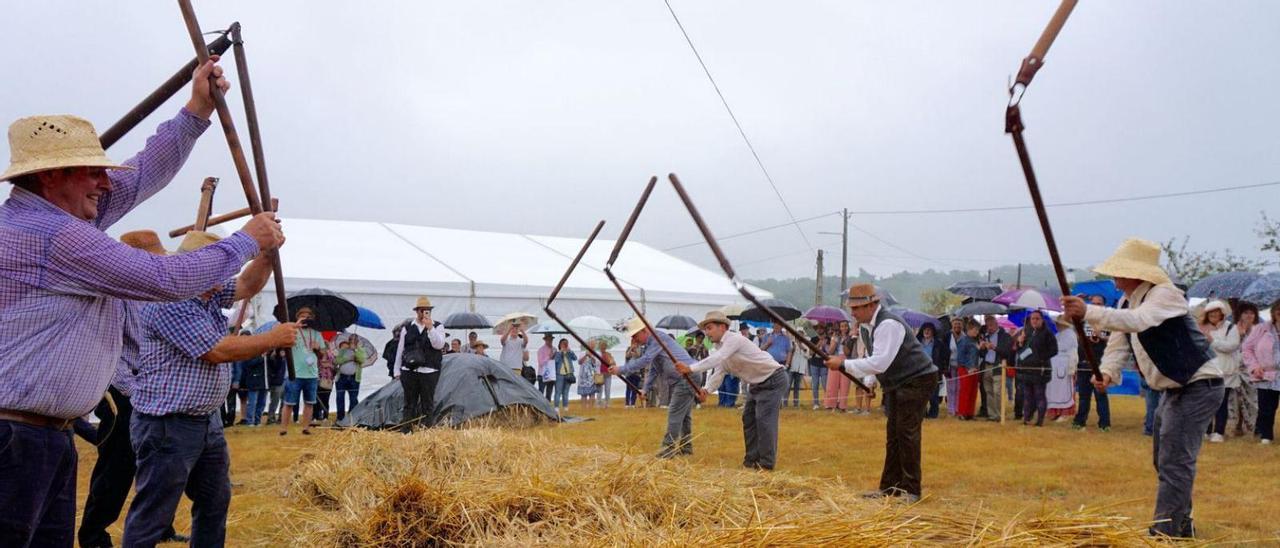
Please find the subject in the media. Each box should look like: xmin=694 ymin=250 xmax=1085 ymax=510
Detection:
xmin=216 ymin=218 xmax=768 ymax=304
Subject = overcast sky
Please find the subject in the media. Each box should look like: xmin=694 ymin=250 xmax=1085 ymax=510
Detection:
xmin=4 ymin=1 xmax=1277 ymax=279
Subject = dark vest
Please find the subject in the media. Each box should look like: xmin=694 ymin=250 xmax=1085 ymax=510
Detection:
xmin=862 ymin=307 xmax=937 ymax=390
xmin=1123 ymin=299 xmax=1212 ymax=386
xmin=402 ymin=322 xmax=443 ymax=372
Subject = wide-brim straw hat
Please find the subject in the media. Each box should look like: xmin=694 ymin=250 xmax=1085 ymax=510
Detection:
xmin=698 ymin=310 xmax=731 ymax=330
xmin=623 ymin=317 xmax=646 ymax=339
xmin=413 ymin=296 xmax=434 ymax=310
xmin=847 ymin=283 xmax=881 ymax=306
xmin=173 ymin=231 xmax=221 ymax=255
xmin=471 ymin=340 xmax=490 ymax=350
xmin=2 ymin=115 xmax=134 ymax=182
xmin=1092 ymin=238 xmax=1172 ymax=286
xmin=120 ymin=229 xmax=167 ymax=256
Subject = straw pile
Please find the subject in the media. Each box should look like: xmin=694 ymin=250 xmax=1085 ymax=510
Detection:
xmin=274 ymin=427 xmax=1176 ymax=546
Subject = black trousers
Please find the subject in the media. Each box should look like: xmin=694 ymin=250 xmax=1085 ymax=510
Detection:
xmin=880 ymin=372 xmax=937 ymax=497
xmin=401 ymin=369 xmax=440 ymax=430
xmin=78 ymin=387 xmax=176 ymax=547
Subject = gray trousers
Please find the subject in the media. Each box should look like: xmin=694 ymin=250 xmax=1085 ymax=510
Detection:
xmin=659 ymin=381 xmax=695 ymax=457
xmin=743 ymin=369 xmax=788 ymax=469
xmin=1151 ymin=380 xmax=1223 ymax=536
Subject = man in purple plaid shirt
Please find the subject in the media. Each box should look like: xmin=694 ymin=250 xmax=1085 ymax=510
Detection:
xmin=0 ymin=57 xmax=286 ymax=547
xmin=123 ymin=232 xmax=296 ymax=547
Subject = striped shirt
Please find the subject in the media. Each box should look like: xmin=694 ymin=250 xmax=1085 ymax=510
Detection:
xmin=132 ymin=281 xmax=237 ymax=416
xmin=0 ymin=108 xmax=259 ymax=418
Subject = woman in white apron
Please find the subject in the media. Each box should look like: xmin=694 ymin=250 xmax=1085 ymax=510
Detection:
xmin=1046 ymin=317 xmax=1078 ymax=421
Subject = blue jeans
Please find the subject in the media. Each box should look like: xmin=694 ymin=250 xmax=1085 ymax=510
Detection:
xmin=554 ymin=375 xmax=571 ymax=408
xmin=1142 ymin=380 xmax=1162 ymax=435
xmin=335 ymin=374 xmax=360 ymax=421
xmin=244 ymin=389 xmax=268 ymax=426
xmin=624 ymin=374 xmax=642 ymax=406
xmin=1073 ymin=372 xmax=1110 ymax=428
xmin=124 ymin=413 xmax=231 ymax=548
xmin=0 ymin=420 xmax=77 ymax=547
xmin=808 ymin=364 xmax=828 ymax=406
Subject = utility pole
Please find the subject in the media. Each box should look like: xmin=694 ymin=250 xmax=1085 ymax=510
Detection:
xmin=1016 ymin=263 xmax=1023 ymax=289
xmin=840 ymin=208 xmax=849 ymax=304
xmin=815 ymin=250 xmax=824 ymax=306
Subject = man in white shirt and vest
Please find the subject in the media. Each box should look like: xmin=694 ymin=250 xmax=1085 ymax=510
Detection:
xmin=1063 ymin=238 xmax=1222 ymax=539
xmin=675 ymin=311 xmax=787 ymax=470
xmin=826 ymin=284 xmax=938 ymax=502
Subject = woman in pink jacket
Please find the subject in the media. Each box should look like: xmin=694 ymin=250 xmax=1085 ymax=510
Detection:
xmin=1240 ymin=300 xmax=1280 ymax=445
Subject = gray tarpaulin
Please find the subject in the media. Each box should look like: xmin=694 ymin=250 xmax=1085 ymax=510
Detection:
xmin=340 ymin=353 xmax=559 ymax=428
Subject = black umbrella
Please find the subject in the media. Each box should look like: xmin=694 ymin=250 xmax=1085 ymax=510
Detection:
xmin=656 ymin=314 xmax=698 ymax=330
xmin=953 ymin=300 xmax=1008 ymax=317
xmin=285 ymin=288 xmax=358 ymax=331
xmin=946 ymin=281 xmax=1003 ymax=300
xmin=740 ymin=298 xmax=803 ymax=322
xmin=443 ymin=311 xmax=492 ymax=330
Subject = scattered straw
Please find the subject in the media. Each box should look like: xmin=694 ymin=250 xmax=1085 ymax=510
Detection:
xmin=266 ymin=427 xmax=1192 ymax=546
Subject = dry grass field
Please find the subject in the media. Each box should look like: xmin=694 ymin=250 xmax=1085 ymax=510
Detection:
xmin=73 ymin=395 xmax=1279 ymax=545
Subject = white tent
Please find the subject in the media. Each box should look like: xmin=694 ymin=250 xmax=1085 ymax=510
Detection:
xmin=217 ymin=218 xmax=768 ymax=389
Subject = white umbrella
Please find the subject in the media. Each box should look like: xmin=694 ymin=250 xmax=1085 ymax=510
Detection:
xmin=494 ymin=312 xmax=537 ymax=336
xmin=567 ymin=315 xmax=615 ymax=339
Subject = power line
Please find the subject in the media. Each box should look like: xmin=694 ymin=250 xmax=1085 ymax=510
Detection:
xmin=663 ymin=210 xmax=840 ymax=251
xmin=663 ymin=179 xmax=1280 ymax=250
xmin=662 ymin=0 xmax=813 ymax=252
xmin=847 ymin=180 xmax=1280 ymax=216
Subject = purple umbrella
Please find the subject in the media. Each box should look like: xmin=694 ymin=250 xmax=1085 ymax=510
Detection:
xmin=803 ymin=305 xmax=851 ymax=324
xmin=890 ymin=307 xmax=940 ymax=330
xmin=993 ymin=288 xmax=1062 ymax=312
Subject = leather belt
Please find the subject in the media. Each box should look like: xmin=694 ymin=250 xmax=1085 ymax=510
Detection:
xmin=0 ymin=408 xmax=75 ymax=431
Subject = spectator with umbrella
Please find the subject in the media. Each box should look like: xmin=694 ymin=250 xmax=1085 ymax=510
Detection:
xmin=916 ymin=323 xmax=946 ymax=419
xmin=389 ymin=296 xmax=447 ymax=431
xmin=805 ymin=323 xmax=831 ymax=409
xmin=496 ymin=312 xmax=535 ymax=376
xmin=1200 ymin=300 xmax=1242 ymax=443
xmin=1242 ymin=300 xmax=1280 ymax=445
xmin=1228 ymin=302 xmax=1260 ymax=437
xmin=1014 ymin=309 xmax=1057 ymax=427
xmin=279 ymin=305 xmax=327 ymax=436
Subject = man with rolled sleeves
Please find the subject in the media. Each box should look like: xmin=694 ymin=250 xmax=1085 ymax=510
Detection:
xmin=1063 ymin=238 xmax=1222 ymax=538
xmin=0 ymin=57 xmax=286 ymax=546
xmin=676 ymin=311 xmax=786 ymax=470
xmin=826 ymin=284 xmax=938 ymax=503
xmin=611 ymin=318 xmax=702 ymax=458
xmin=123 ymin=231 xmax=297 ymax=547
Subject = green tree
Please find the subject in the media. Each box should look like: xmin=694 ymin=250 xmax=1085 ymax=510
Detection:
xmin=919 ymin=288 xmax=964 ymax=316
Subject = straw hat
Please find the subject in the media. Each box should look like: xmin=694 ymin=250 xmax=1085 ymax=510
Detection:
xmin=174 ymin=231 xmax=221 ymax=255
xmin=1 ymin=115 xmax=133 ymax=182
xmin=119 ymin=230 xmax=167 ymax=256
xmin=471 ymin=340 xmax=490 ymax=350
xmin=413 ymin=296 xmax=434 ymax=311
xmin=623 ymin=317 xmax=646 ymax=339
xmin=1092 ymin=238 xmax=1171 ymax=286
xmin=847 ymin=283 xmax=881 ymax=306
xmin=697 ymin=310 xmax=731 ymax=330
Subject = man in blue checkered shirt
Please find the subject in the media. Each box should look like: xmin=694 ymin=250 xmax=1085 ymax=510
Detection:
xmin=122 ymin=231 xmax=297 ymax=547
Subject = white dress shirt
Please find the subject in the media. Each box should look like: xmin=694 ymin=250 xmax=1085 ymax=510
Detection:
xmin=1085 ymin=282 xmax=1223 ymax=390
xmin=394 ymin=319 xmax=447 ymax=376
xmin=840 ymin=305 xmax=906 ymax=387
xmin=690 ymin=331 xmax=783 ymax=393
